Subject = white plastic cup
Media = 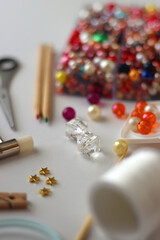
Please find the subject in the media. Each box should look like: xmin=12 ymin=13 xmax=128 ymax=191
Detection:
xmin=90 ymin=148 xmax=160 ymax=240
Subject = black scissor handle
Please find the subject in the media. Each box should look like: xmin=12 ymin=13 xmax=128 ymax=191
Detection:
xmin=0 ymin=58 xmax=18 ymax=72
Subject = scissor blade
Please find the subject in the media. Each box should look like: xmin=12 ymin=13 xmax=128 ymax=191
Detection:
xmin=0 ymin=88 xmax=15 ymax=130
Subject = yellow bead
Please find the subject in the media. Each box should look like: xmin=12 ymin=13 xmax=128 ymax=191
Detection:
xmin=88 ymin=105 xmax=101 ymax=121
xmin=55 ymin=71 xmax=67 ymax=84
xmin=145 ymin=3 xmax=157 ymax=13
xmin=129 ymin=69 xmax=140 ymax=82
xmin=113 ymin=139 xmax=128 ymax=156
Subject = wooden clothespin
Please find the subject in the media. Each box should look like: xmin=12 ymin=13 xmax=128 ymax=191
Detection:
xmin=0 ymin=192 xmax=27 ymax=209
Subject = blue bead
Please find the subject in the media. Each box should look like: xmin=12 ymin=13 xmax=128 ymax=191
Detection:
xmin=147 ymin=72 xmax=154 ymax=78
xmin=141 ymin=70 xmax=154 ymax=79
xmin=141 ymin=70 xmax=148 ymax=78
xmin=144 ymin=62 xmax=154 ymax=72
xmin=114 ymin=10 xmax=126 ymax=19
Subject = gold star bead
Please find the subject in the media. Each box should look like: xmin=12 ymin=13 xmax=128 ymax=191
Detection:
xmin=39 ymin=167 xmax=50 ymax=176
xmin=45 ymin=177 xmax=57 ymax=186
xmin=29 ymin=175 xmax=40 ymax=183
xmin=39 ymin=187 xmax=51 ymax=197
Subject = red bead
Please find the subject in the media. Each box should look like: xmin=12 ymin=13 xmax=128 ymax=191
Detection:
xmin=135 ymin=101 xmax=147 ymax=113
xmin=87 ymin=93 xmax=100 ymax=104
xmin=131 ymin=109 xmax=142 ymax=118
xmin=107 ymin=3 xmax=115 ymax=10
xmin=137 ymin=120 xmax=152 ymax=135
xmin=108 ymin=56 xmax=117 ymax=62
xmin=112 ymin=102 xmax=125 ymax=117
xmin=142 ymin=112 xmax=156 ymax=126
xmin=88 ymin=83 xmax=102 ymax=94
xmin=62 ymin=107 xmax=76 ymax=121
xmin=69 ymin=30 xmax=81 ymax=46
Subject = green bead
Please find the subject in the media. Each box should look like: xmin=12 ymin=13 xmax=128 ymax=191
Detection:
xmin=92 ymin=33 xmax=108 ymax=43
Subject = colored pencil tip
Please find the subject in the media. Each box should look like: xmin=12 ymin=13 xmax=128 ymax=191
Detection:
xmin=36 ymin=114 xmax=40 ymax=119
xmin=45 ymin=118 xmax=48 ymax=123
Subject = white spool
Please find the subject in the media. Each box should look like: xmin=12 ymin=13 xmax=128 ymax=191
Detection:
xmin=90 ymin=148 xmax=160 ymax=240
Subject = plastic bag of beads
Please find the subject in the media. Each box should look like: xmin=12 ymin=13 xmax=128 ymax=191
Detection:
xmin=56 ymin=3 xmax=160 ymax=101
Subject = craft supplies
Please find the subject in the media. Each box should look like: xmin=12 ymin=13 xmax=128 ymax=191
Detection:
xmin=75 ymin=215 xmax=93 ymax=240
xmin=34 ymin=45 xmax=53 ymax=122
xmin=87 ymin=104 xmax=101 ymax=121
xmin=56 ymin=3 xmax=160 ymax=101
xmin=29 ymin=168 xmax=57 ymax=197
xmin=77 ymin=131 xmax=100 ymax=157
xmin=29 ymin=175 xmax=40 ymax=183
xmin=39 ymin=167 xmax=50 ymax=175
xmin=137 ymin=120 xmax=152 ymax=134
xmin=0 ymin=58 xmax=18 ymax=130
xmin=0 ymin=218 xmax=61 ymax=240
xmin=0 ymin=135 xmax=33 ymax=160
xmin=46 ymin=177 xmax=57 ymax=185
xmin=126 ymin=101 xmax=160 ymax=135
xmin=113 ymin=139 xmax=128 ymax=157
xmin=39 ymin=187 xmax=51 ymax=197
xmin=90 ymin=148 xmax=160 ymax=240
xmin=66 ymin=118 xmax=100 ymax=157
xmin=62 ymin=107 xmax=76 ymax=121
xmin=65 ymin=118 xmax=88 ymax=141
xmin=87 ymin=92 xmax=100 ymax=104
xmin=0 ymin=193 xmax=27 ymax=209
xmin=112 ymin=102 xmax=125 ymax=118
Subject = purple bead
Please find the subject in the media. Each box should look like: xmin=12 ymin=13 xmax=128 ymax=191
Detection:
xmin=87 ymin=93 xmax=101 ymax=104
xmin=62 ymin=107 xmax=76 ymax=121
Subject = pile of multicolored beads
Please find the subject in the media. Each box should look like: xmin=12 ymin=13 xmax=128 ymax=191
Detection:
xmin=55 ymin=3 xmax=160 ymax=100
xmin=128 ymin=101 xmax=159 ymax=134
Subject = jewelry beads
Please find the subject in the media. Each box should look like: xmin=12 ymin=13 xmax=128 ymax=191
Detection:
xmin=62 ymin=107 xmax=76 ymax=121
xmin=65 ymin=118 xmax=88 ymax=141
xmin=56 ymin=3 xmax=160 ymax=101
xmin=77 ymin=131 xmax=100 ymax=157
xmin=137 ymin=120 xmax=152 ymax=135
xmin=128 ymin=117 xmax=140 ymax=132
xmin=65 ymin=118 xmax=100 ymax=157
xmin=113 ymin=139 xmax=128 ymax=156
xmin=88 ymin=105 xmax=102 ymax=121
xmin=112 ymin=102 xmax=125 ymax=118
xmin=87 ymin=93 xmax=100 ymax=104
xmin=135 ymin=101 xmax=147 ymax=113
xmin=142 ymin=112 xmax=156 ymax=126
xmin=128 ymin=101 xmax=159 ymax=135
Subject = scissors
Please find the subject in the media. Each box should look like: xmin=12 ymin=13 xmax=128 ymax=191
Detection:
xmin=0 ymin=58 xmax=18 ymax=130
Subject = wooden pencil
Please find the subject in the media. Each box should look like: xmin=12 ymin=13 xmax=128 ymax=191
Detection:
xmin=33 ymin=45 xmax=45 ymax=119
xmin=42 ymin=45 xmax=53 ymax=122
xmin=75 ymin=215 xmax=93 ymax=240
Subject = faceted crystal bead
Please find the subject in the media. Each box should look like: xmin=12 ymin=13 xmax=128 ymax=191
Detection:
xmin=66 ymin=118 xmax=88 ymax=141
xmin=77 ymin=131 xmax=100 ymax=157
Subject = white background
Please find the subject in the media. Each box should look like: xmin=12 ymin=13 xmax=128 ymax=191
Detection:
xmin=0 ymin=0 xmax=159 ymax=239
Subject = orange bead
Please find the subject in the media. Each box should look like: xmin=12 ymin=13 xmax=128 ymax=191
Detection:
xmin=112 ymin=102 xmax=125 ymax=117
xmin=135 ymin=101 xmax=147 ymax=113
xmin=137 ymin=120 xmax=152 ymax=135
xmin=131 ymin=109 xmax=142 ymax=118
xmin=129 ymin=69 xmax=140 ymax=82
xmin=142 ymin=112 xmax=156 ymax=126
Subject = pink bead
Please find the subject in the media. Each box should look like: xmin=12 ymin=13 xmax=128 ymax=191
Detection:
xmin=82 ymin=45 xmax=90 ymax=52
xmin=87 ymin=93 xmax=101 ymax=104
xmin=62 ymin=107 xmax=76 ymax=121
xmin=61 ymin=54 xmax=69 ymax=66
xmin=87 ymin=49 xmax=95 ymax=59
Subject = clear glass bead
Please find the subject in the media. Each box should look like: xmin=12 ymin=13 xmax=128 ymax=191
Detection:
xmin=77 ymin=131 xmax=100 ymax=157
xmin=65 ymin=118 xmax=88 ymax=141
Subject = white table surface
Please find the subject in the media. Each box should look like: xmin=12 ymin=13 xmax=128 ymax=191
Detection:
xmin=0 ymin=0 xmax=160 ymax=239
